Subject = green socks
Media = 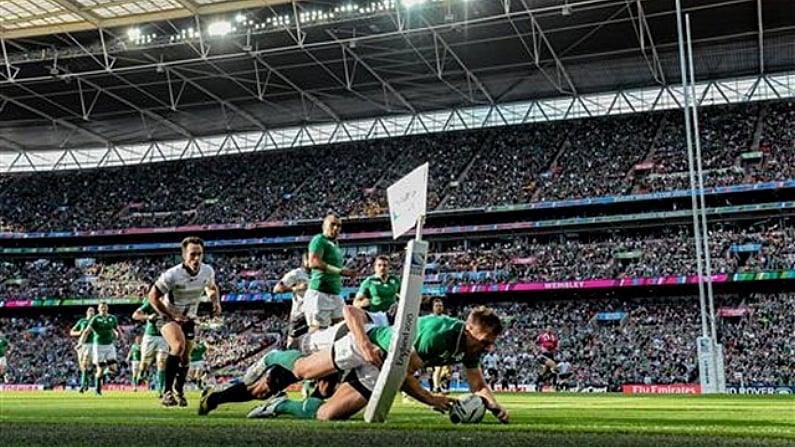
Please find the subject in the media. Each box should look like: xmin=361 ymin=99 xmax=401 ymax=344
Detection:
xmin=158 ymin=370 xmax=166 ymax=394
xmin=276 ymin=397 xmax=322 ymax=419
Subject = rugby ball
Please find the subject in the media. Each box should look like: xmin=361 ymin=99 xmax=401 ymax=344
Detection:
xmin=449 ymin=394 xmax=487 ymax=424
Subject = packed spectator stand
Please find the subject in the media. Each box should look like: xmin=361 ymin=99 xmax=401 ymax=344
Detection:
xmin=2 ymin=221 xmax=794 ymax=301
xmin=0 ymin=100 xmax=793 ymax=233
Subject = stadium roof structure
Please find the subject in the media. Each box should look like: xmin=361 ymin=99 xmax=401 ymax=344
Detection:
xmin=0 ymin=0 xmax=794 ymax=172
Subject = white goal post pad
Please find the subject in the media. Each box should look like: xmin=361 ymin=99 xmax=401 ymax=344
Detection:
xmin=364 ymin=239 xmax=428 ymax=423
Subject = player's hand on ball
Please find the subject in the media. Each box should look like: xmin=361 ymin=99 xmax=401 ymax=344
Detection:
xmin=487 ymin=402 xmax=509 ymax=424
xmin=430 ymin=395 xmax=454 ymax=414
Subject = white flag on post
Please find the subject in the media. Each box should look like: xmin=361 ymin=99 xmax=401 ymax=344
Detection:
xmin=386 ymin=162 xmax=428 ymax=239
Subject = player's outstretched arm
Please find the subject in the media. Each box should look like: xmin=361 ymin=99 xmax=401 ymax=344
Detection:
xmin=400 ymin=351 xmax=454 ymax=413
xmin=465 ymin=367 xmax=509 ymax=424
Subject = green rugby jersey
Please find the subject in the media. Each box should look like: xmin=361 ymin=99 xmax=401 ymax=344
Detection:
xmin=368 ymin=314 xmax=480 ymax=369
xmin=87 ymin=314 xmax=119 ymax=345
xmin=357 ymin=274 xmax=400 ymax=312
xmin=135 ymin=301 xmax=161 ymax=337
xmin=190 ymin=343 xmax=207 ymax=362
xmin=308 ymin=233 xmax=344 ymax=294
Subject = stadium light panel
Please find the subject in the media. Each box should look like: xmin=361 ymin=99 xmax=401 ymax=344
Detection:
xmin=126 ymin=27 xmax=141 ymax=41
xmin=207 ymin=20 xmax=232 ymax=37
xmin=401 ymin=0 xmax=426 ymax=8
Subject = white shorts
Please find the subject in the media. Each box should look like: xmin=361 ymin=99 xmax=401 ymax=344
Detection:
xmin=131 ymin=361 xmax=140 ymax=373
xmin=141 ymin=334 xmax=169 ymax=363
xmin=0 ymin=356 xmax=6 ymax=369
xmin=303 ymin=289 xmax=345 ymax=328
xmin=289 ymin=297 xmax=304 ymax=320
xmin=332 ymin=334 xmax=380 ymax=395
xmin=189 ymin=360 xmax=205 ymax=371
xmin=300 ymin=322 xmax=356 ymax=355
xmin=92 ymin=344 xmax=118 ymax=364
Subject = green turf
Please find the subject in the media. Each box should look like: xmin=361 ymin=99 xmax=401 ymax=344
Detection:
xmin=0 ymin=392 xmax=793 ymax=447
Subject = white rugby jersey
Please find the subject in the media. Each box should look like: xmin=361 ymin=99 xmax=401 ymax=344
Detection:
xmin=154 ymin=263 xmax=215 ymax=319
xmin=279 ymin=267 xmax=309 ymax=317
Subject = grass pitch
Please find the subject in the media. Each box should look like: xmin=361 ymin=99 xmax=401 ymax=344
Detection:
xmin=1 ymin=391 xmax=793 ymax=447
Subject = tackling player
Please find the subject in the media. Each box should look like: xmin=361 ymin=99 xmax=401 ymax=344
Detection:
xmin=132 ymin=300 xmax=169 ymax=397
xmin=246 ymin=306 xmax=510 ymax=424
xmin=70 ymin=307 xmax=95 ymax=393
xmin=197 ymin=304 xmax=388 ymax=416
xmin=148 ymin=236 xmax=221 ymax=407
xmin=79 ymin=302 xmax=122 ymax=396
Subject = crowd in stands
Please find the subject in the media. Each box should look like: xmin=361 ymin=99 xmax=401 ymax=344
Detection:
xmin=0 ymin=309 xmax=284 ymax=387
xmin=1 ymin=100 xmax=793 ymax=233
xmin=448 ymin=292 xmax=794 ymax=390
xmin=3 ymin=221 xmax=793 ymax=301
xmin=758 ymin=100 xmax=795 ymax=182
xmin=533 ymin=113 xmax=659 ymax=201
xmin=2 ymin=293 xmax=792 ymax=389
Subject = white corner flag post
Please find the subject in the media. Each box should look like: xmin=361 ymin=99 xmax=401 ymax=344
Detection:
xmin=365 ymin=162 xmax=429 ymax=423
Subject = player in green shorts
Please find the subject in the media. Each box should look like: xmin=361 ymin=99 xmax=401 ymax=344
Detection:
xmin=246 ymin=306 xmax=510 ymax=423
xmin=354 ymin=254 xmax=400 ymax=326
xmin=80 ymin=302 xmax=122 ymax=396
xmin=132 ymin=300 xmax=169 ymax=397
xmin=70 ymin=307 xmax=96 ymax=393
xmin=126 ymin=335 xmax=142 ymax=389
